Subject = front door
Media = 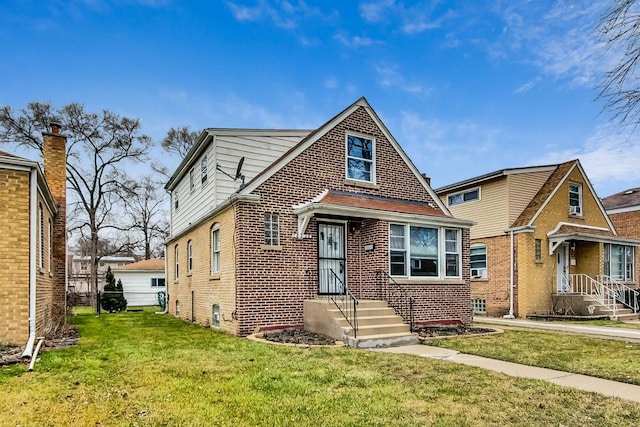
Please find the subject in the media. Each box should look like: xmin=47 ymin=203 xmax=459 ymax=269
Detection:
xmin=556 ymin=243 xmax=569 ymax=292
xmin=318 ymin=223 xmax=346 ymax=295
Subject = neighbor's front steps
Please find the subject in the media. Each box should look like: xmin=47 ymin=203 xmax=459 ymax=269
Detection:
xmin=582 ymin=295 xmax=640 ymax=321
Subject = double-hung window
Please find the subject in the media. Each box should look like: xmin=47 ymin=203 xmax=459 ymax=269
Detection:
xmin=569 ymin=183 xmax=582 ymax=215
xmin=187 ymin=240 xmax=193 ymax=273
xmin=346 ymin=134 xmax=374 ymax=182
xmin=189 ymin=168 xmax=195 ymax=192
xmin=201 ymin=155 xmax=208 ymax=184
xmin=604 ymin=243 xmax=634 ymax=281
xmin=470 ymin=244 xmax=487 ymax=278
xmin=211 ymin=226 xmax=220 ymax=273
xmin=174 ymin=245 xmax=179 ymax=279
xmin=390 ymin=224 xmax=461 ymax=278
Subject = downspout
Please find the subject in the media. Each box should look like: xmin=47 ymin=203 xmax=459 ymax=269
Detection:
xmin=22 ymin=168 xmax=38 ymax=358
xmin=503 ymin=229 xmax=516 ymax=319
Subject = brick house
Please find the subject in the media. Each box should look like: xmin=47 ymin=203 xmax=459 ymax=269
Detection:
xmin=0 ymin=124 xmax=67 ymax=350
xmin=436 ymin=160 xmax=639 ymax=320
xmin=164 ymin=98 xmax=473 ymax=346
xmin=602 ymin=188 xmax=640 ymax=285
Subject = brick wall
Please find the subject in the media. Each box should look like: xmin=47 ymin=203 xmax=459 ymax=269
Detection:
xmin=233 ymin=105 xmax=471 ymax=335
xmin=167 ymin=206 xmax=239 ymax=335
xmin=609 ymin=210 xmax=640 ymax=283
xmin=0 ymin=169 xmax=31 ymax=344
xmin=43 ymin=129 xmax=67 ymax=336
xmin=470 ymin=235 xmax=512 ymax=317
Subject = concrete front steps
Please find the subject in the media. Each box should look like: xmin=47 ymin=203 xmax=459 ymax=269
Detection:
xmin=582 ymin=295 xmax=640 ymax=321
xmin=303 ymin=299 xmax=418 ymax=348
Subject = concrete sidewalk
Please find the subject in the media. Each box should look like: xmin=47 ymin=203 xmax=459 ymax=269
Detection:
xmin=474 ymin=317 xmax=640 ymax=342
xmin=373 ymin=345 xmax=640 ymax=403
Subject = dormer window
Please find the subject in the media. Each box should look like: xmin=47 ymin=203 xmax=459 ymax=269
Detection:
xmin=569 ymin=183 xmax=582 ymax=216
xmin=346 ymin=134 xmax=375 ymax=183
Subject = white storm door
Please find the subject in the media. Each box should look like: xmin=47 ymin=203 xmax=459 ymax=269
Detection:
xmin=557 ymin=244 xmax=569 ymax=292
xmin=318 ymin=223 xmax=346 ymax=295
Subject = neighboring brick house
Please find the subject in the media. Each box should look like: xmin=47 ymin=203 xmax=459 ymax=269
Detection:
xmin=0 ymin=124 xmax=67 ymax=350
xmin=436 ymin=160 xmax=639 ymax=319
xmin=602 ymin=188 xmax=640 ymax=284
xmin=165 ymin=98 xmax=473 ymax=343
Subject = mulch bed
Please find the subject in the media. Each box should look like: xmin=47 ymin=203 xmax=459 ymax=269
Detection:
xmin=0 ymin=326 xmax=79 ymax=366
xmin=261 ymin=328 xmax=336 ymax=346
xmin=415 ymin=325 xmax=495 ymax=338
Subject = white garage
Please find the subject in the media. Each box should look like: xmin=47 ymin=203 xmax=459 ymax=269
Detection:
xmin=112 ymin=258 xmax=166 ymax=306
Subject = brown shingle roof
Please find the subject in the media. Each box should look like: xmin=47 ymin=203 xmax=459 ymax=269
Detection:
xmin=601 ymin=187 xmax=640 ymax=210
xmin=320 ymin=190 xmax=445 ymax=217
xmin=113 ymin=258 xmax=165 ymax=271
xmin=511 ymin=160 xmax=577 ymax=228
xmin=549 ymin=224 xmax=616 ymax=238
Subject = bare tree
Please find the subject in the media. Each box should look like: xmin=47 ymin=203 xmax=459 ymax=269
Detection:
xmin=598 ymin=0 xmax=640 ymax=128
xmin=122 ymin=175 xmax=170 ymax=260
xmin=161 ymin=126 xmax=199 ymax=158
xmin=0 ymin=102 xmax=151 ymax=303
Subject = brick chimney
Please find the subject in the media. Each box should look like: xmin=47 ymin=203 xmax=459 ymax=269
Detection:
xmin=42 ymin=122 xmax=67 ymax=325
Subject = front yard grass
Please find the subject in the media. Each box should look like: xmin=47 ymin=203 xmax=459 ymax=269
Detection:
xmin=429 ymin=329 xmax=640 ymax=385
xmin=1 ymin=310 xmax=639 ymax=426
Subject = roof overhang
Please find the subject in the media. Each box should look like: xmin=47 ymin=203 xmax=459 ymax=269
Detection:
xmin=292 ymin=201 xmax=474 ymax=238
xmin=547 ymin=232 xmax=640 ymax=255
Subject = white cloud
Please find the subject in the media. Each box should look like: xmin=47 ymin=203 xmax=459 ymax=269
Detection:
xmin=531 ymin=123 xmax=640 ymax=197
xmin=513 ymin=76 xmax=541 ymax=95
xmin=334 ymin=33 xmax=375 ymax=48
xmin=324 ymin=77 xmax=338 ymax=89
xmin=374 ymin=63 xmax=432 ymax=95
xmin=360 ymin=0 xmax=396 ymax=23
xmin=226 ymin=0 xmax=325 ymax=29
xmin=359 ymin=1 xmax=457 ymax=35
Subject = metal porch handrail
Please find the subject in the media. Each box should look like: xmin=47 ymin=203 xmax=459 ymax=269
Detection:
xmin=328 ymin=269 xmax=359 ymax=338
xmin=376 ymin=270 xmax=414 ymax=332
xmin=596 ymin=275 xmax=640 ymax=313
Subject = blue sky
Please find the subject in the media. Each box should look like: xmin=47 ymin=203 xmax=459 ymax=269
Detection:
xmin=1 ymin=0 xmax=638 ymax=198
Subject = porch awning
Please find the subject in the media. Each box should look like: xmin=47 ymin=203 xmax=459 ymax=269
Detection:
xmin=291 ymin=189 xmax=474 ymax=238
xmin=547 ymin=222 xmax=640 ymax=255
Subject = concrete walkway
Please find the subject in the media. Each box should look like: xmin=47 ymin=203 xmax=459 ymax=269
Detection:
xmin=373 ymin=344 xmax=640 ymax=403
xmin=474 ymin=317 xmax=640 ymax=342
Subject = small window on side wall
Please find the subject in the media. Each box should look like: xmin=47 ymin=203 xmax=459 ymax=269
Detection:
xmin=211 ymin=226 xmax=220 ymax=273
xmin=264 ymin=213 xmax=279 ymax=246
xmin=212 ymin=304 xmax=220 ymax=328
xmin=535 ymin=239 xmax=542 ymax=262
xmin=569 ymin=183 xmax=582 ymax=215
xmin=448 ymin=188 xmax=480 ymax=206
xmin=470 ymin=244 xmax=487 ymax=279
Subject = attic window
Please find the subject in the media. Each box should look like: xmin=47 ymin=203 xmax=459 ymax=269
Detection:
xmin=569 ymin=183 xmax=582 ymax=216
xmin=448 ymin=188 xmax=480 ymax=206
xmin=201 ymin=155 xmax=208 ymax=184
xmin=346 ymin=134 xmax=375 ymax=183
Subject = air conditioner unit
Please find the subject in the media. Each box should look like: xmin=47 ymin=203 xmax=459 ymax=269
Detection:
xmin=569 ymin=205 xmax=581 ymax=215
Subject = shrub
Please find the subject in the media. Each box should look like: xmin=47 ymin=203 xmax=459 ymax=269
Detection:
xmin=100 ymin=267 xmax=127 ymax=313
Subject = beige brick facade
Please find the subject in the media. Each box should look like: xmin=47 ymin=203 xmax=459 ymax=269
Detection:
xmin=166 ymin=102 xmax=472 ymax=336
xmin=0 ymin=129 xmax=67 ymax=346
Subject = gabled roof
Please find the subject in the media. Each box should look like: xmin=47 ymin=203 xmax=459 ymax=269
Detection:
xmin=434 ymin=164 xmax=558 ymax=194
xmin=510 ymin=159 xmax=616 ymax=232
xmin=602 ymin=187 xmax=640 ymax=211
xmin=239 ymin=97 xmax=451 ymax=216
xmin=113 ymin=258 xmax=165 ymax=271
xmin=165 ymin=128 xmax=312 ymax=190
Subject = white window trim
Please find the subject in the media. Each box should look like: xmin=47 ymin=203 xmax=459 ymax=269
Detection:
xmin=264 ymin=213 xmax=280 ymax=246
xmin=389 ymin=223 xmax=462 ymax=280
xmin=211 ymin=225 xmax=220 ymax=274
xmin=569 ymin=182 xmax=583 ymax=216
xmin=345 ymin=132 xmax=376 ymax=184
xmin=470 ymin=243 xmax=488 ymax=279
xmin=174 ymin=245 xmax=179 ymax=280
xmin=447 ymin=187 xmax=480 ymax=207
xmin=189 ymin=168 xmax=195 ymax=193
xmin=201 ymin=155 xmax=208 ymax=185
xmin=187 ymin=240 xmax=193 ymax=273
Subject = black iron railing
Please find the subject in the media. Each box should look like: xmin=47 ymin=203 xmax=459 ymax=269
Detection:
xmin=376 ymin=270 xmax=414 ymax=332
xmin=328 ymin=269 xmax=359 ymax=338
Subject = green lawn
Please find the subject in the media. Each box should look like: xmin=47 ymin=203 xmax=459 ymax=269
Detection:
xmin=1 ymin=310 xmax=639 ymax=426
xmin=429 ymin=329 xmax=640 ymax=385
